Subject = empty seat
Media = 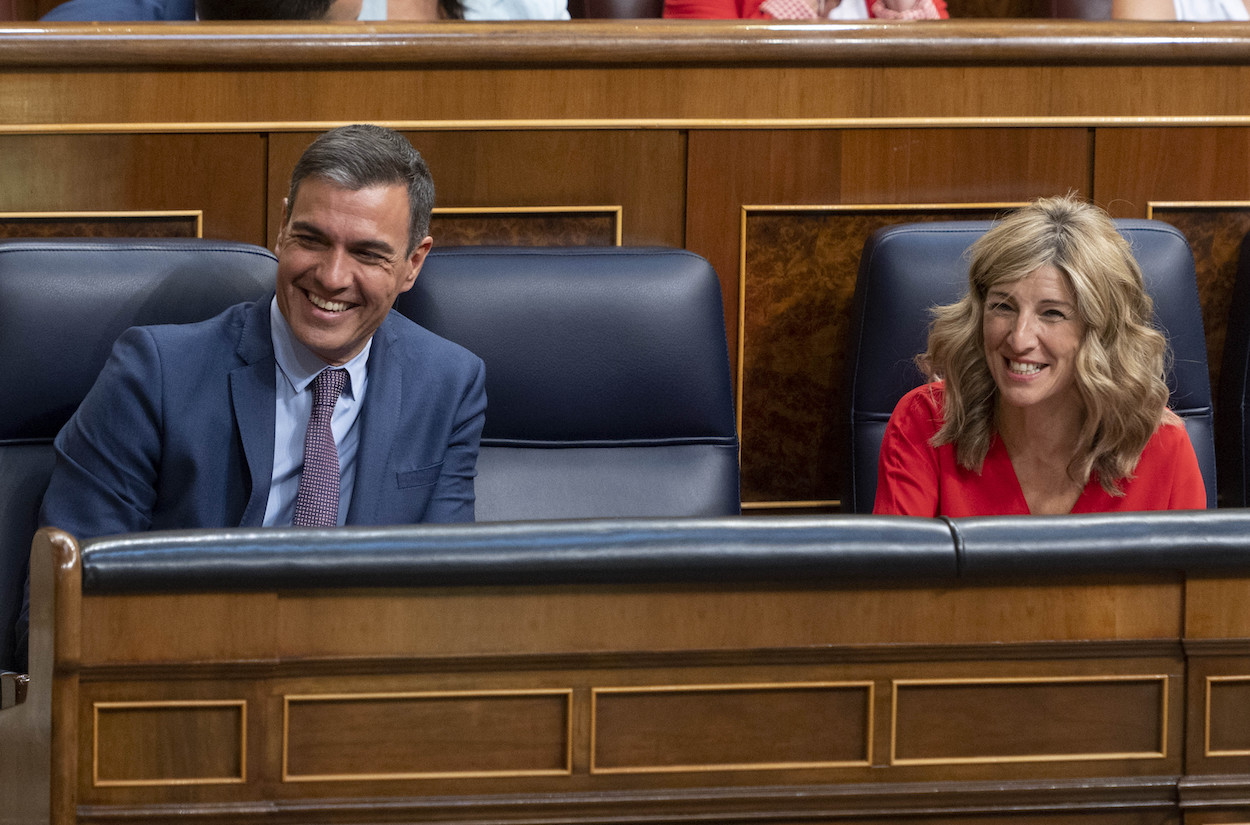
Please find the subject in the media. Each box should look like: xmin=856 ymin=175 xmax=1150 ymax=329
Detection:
xmin=400 ymin=246 xmax=740 ymax=521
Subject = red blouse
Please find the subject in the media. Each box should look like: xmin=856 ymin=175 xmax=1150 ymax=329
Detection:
xmin=873 ymin=383 xmax=1208 ymax=517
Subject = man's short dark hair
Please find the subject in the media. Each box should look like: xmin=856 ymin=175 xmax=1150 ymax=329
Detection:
xmin=196 ymin=0 xmax=336 ymax=19
xmin=287 ymin=124 xmax=436 ymax=256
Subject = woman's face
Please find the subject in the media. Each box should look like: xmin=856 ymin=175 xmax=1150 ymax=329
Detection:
xmin=982 ymin=264 xmax=1087 ymax=416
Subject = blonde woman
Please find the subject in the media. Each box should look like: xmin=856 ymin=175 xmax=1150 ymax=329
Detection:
xmin=874 ymin=196 xmax=1205 ymax=516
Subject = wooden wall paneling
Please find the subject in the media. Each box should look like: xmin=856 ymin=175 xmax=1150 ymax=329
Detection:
xmin=0 ymin=211 xmax=201 ymax=239
xmin=0 ymin=133 xmax=266 ymax=245
xmin=1094 ymin=128 xmax=1250 ymax=412
xmin=267 ymin=131 xmax=685 ymax=251
xmin=688 ymin=128 xmax=1090 ymax=507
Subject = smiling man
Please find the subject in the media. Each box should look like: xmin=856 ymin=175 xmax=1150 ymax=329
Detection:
xmin=19 ymin=125 xmax=485 ymax=668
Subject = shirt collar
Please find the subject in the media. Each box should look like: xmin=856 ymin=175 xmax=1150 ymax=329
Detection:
xmin=270 ymin=296 xmax=371 ymax=398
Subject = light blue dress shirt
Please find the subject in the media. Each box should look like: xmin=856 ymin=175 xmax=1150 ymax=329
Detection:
xmin=263 ymin=297 xmax=371 ymax=527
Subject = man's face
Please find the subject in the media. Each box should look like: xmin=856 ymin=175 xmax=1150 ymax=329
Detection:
xmin=325 ymin=0 xmax=364 ymax=19
xmin=275 ymin=176 xmax=431 ymax=366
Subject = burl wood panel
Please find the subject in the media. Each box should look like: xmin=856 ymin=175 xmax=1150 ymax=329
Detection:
xmin=0 ymin=214 xmax=199 ymax=239
xmin=93 ymin=702 xmax=244 ymax=785
xmin=267 ymin=131 xmax=683 ymax=250
xmin=1145 ymin=205 xmax=1250 ymax=400
xmin=892 ymin=677 xmax=1168 ymax=764
xmin=283 ymin=692 xmax=570 ymax=779
xmin=431 ymin=212 xmax=617 ymax=246
xmin=0 ymin=134 xmax=265 ymax=245
xmin=592 ymin=683 xmax=871 ymax=772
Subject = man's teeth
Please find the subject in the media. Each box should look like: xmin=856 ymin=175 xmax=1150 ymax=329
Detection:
xmin=1008 ymin=361 xmax=1042 ymax=375
xmin=308 ymin=293 xmax=348 ymax=312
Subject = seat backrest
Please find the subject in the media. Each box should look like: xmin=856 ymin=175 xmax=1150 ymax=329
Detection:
xmin=845 ymin=219 xmax=1216 ymax=513
xmin=0 ymin=238 xmax=276 ymax=672
xmin=1047 ymin=0 xmax=1111 ymax=19
xmin=398 ymin=246 xmax=740 ymax=521
xmin=1216 ymin=231 xmax=1250 ymax=507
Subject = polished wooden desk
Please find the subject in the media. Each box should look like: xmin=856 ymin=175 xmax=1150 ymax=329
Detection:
xmin=0 ymin=20 xmax=1248 ymax=512
xmin=5 ymin=518 xmax=1250 ymax=825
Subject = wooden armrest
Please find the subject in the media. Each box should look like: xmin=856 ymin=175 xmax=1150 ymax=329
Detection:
xmin=1 ymin=671 xmax=28 ymax=709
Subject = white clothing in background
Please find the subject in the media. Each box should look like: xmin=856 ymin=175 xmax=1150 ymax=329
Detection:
xmin=357 ymin=0 xmax=571 ymax=17
xmin=1173 ymin=0 xmax=1249 ymax=19
xmin=825 ymin=0 xmax=867 ymax=17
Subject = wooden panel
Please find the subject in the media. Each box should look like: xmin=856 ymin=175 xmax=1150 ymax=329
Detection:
xmin=283 ymin=691 xmax=571 ymax=780
xmin=267 ymin=130 xmax=683 ymax=250
xmin=0 ymin=134 xmax=265 ymax=245
xmin=0 ymin=212 xmax=200 ymax=239
xmin=1185 ymin=578 xmax=1250 ymax=639
xmin=892 ymin=677 xmax=1168 ymax=765
xmin=690 ymin=128 xmax=1089 ymax=505
xmin=93 ymin=701 xmax=245 ymax=785
xmin=1095 ymin=129 xmax=1250 ymax=403
xmin=592 ymin=683 xmax=871 ymax=772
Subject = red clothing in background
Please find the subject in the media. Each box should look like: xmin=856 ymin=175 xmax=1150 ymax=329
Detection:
xmin=873 ymin=383 xmax=1207 ymax=516
xmin=663 ymin=0 xmax=946 ymax=19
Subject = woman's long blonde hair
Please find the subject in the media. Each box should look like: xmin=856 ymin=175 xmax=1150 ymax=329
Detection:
xmin=922 ymin=195 xmax=1170 ymax=495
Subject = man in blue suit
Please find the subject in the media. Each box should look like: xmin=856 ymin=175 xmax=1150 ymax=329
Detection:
xmin=42 ymin=0 xmax=363 ymax=20
xmin=18 ymin=124 xmax=486 ymax=668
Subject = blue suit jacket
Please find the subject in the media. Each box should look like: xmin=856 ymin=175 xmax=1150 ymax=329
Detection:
xmin=18 ymin=296 xmax=485 ymax=670
xmin=39 ymin=295 xmax=486 ymax=537
xmin=42 ymin=0 xmax=195 ymax=19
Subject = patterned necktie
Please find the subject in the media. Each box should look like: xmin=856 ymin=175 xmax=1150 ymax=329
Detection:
xmin=292 ymin=368 xmax=348 ymax=527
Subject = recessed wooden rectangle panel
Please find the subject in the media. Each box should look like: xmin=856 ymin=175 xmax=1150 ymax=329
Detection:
xmin=0 ymin=211 xmax=201 ymax=239
xmin=431 ymin=206 xmax=620 ymax=246
xmin=1207 ymin=677 xmax=1250 ymax=756
xmin=284 ymin=690 xmax=571 ymax=781
xmin=93 ymin=701 xmax=245 ymax=787
xmin=892 ymin=677 xmax=1167 ymax=765
xmin=592 ymin=682 xmax=872 ymax=773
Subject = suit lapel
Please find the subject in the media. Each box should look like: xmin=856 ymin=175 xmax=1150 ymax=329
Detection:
xmin=346 ymin=313 xmax=403 ymax=524
xmin=231 ymin=298 xmax=277 ymax=527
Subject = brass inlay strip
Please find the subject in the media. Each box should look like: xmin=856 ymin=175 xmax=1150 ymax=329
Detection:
xmin=92 ymin=699 xmax=246 ymax=787
xmin=282 ymin=688 xmax=573 ymax=782
xmin=433 ymin=204 xmax=622 ymax=245
xmin=1147 ymin=200 xmax=1250 ymax=219
xmin=0 ymin=209 xmax=203 ymax=237
xmin=1205 ymin=675 xmax=1250 ymax=757
xmin=890 ymin=675 xmax=1169 ymax=767
xmin=590 ymin=680 xmax=874 ymax=775
xmin=736 ymin=201 xmax=1023 ymax=511
xmin=9 ymin=116 xmax=1250 ymax=136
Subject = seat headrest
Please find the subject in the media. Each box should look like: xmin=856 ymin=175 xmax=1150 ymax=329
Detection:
xmin=0 ymin=239 xmax=276 ymax=442
xmin=400 ymin=247 xmax=736 ymax=445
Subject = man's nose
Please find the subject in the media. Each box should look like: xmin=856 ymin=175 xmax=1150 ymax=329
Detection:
xmin=317 ymin=248 xmax=352 ymax=289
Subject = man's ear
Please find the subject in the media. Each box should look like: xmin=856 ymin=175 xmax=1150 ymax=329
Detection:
xmin=275 ymin=198 xmax=291 ymax=254
xmin=399 ymin=235 xmax=434 ymax=293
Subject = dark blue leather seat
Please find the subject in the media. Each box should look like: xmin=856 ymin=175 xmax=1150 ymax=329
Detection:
xmin=845 ymin=219 xmax=1216 ymax=513
xmin=400 ymin=247 xmax=740 ymax=522
xmin=0 ymin=238 xmax=277 ymax=673
xmin=1217 ymin=231 xmax=1250 ymax=508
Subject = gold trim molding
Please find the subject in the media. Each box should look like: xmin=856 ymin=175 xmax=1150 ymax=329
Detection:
xmin=0 ymin=210 xmax=203 ymax=237
xmin=890 ymin=675 xmax=1169 ymax=767
xmin=590 ymin=681 xmax=874 ymax=775
xmin=282 ymin=689 xmax=573 ymax=782
xmin=1205 ymin=675 xmax=1250 ymax=758
xmin=92 ymin=699 xmax=247 ymax=788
